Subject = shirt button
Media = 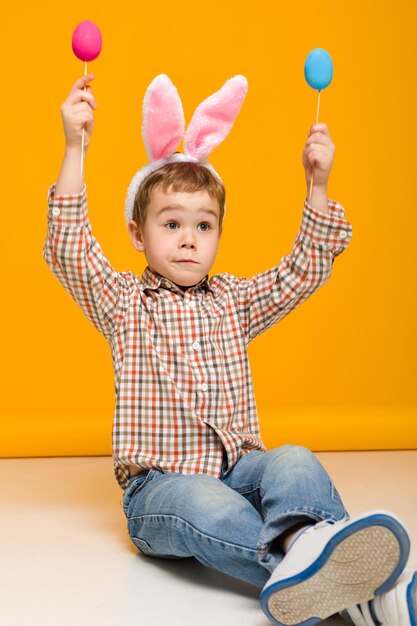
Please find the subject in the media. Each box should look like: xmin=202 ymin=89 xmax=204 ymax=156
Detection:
xmin=188 ymin=300 xmax=196 ymax=308
xmin=200 ymin=383 xmax=208 ymax=392
xmin=339 ymin=230 xmax=348 ymax=239
xmin=192 ymin=342 xmax=200 ymax=351
xmin=52 ymin=208 xmax=61 ymax=217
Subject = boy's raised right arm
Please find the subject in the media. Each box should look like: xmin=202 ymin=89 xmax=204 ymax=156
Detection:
xmin=43 ymin=75 xmax=131 ymax=340
xmin=55 ymin=74 xmax=96 ymax=195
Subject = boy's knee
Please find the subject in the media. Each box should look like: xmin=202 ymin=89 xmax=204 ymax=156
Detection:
xmin=264 ymin=445 xmax=326 ymax=481
xmin=270 ymin=444 xmax=316 ymax=464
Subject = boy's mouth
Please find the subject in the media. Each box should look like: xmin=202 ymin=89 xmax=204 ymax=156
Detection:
xmin=176 ymin=259 xmax=198 ymax=264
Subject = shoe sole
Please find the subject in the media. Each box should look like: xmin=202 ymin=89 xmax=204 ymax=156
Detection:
xmin=260 ymin=513 xmax=410 ymax=626
xmin=407 ymin=571 xmax=417 ymax=626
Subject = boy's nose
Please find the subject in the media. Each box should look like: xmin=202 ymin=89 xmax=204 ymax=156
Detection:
xmin=179 ymin=232 xmax=196 ymax=248
xmin=180 ymin=241 xmax=196 ymax=249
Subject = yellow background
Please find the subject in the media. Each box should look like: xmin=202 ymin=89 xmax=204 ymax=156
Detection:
xmin=1 ymin=0 xmax=416 ymax=457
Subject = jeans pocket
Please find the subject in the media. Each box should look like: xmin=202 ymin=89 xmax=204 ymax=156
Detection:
xmin=122 ymin=470 xmax=157 ymax=518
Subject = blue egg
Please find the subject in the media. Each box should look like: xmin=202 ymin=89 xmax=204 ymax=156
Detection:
xmin=304 ymin=49 xmax=333 ymax=91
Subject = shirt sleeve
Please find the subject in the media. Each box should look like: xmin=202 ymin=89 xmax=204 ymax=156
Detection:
xmin=231 ymin=198 xmax=353 ymax=343
xmin=42 ymin=183 xmax=132 ymax=340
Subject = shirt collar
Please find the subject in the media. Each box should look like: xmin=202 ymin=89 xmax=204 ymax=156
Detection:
xmin=140 ymin=266 xmax=213 ymax=295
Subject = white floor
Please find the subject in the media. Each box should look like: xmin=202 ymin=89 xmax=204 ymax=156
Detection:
xmin=1 ymin=451 xmax=416 ymax=626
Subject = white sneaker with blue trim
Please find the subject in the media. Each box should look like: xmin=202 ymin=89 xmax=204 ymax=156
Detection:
xmin=343 ymin=568 xmax=417 ymax=626
xmin=260 ymin=510 xmax=410 ymax=626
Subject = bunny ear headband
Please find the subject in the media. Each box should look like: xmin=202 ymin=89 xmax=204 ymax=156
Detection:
xmin=124 ymin=73 xmax=248 ymax=224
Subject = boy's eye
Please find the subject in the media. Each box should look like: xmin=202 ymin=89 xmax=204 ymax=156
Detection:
xmin=198 ymin=223 xmax=211 ymax=231
xmin=165 ymin=222 xmax=178 ymax=230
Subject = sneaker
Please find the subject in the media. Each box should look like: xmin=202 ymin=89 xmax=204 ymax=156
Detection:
xmin=260 ymin=510 xmax=410 ymax=626
xmin=343 ymin=567 xmax=417 ymax=626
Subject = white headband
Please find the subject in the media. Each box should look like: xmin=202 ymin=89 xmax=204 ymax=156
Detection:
xmin=124 ymin=73 xmax=248 ymax=224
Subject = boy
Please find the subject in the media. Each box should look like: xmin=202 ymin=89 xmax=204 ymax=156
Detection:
xmin=43 ymin=73 xmax=416 ymax=626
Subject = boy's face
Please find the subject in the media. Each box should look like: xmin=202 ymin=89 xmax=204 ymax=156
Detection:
xmin=127 ymin=185 xmax=222 ymax=290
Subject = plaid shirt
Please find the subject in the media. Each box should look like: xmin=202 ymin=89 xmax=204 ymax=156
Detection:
xmin=43 ymin=183 xmax=352 ymax=490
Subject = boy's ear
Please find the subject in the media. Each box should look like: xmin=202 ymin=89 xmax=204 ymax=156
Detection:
xmin=127 ymin=220 xmax=145 ymax=252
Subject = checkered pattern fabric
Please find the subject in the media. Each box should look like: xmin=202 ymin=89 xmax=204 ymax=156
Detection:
xmin=43 ymin=183 xmax=352 ymax=490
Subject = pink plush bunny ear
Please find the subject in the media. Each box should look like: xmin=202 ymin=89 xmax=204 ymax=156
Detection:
xmin=142 ymin=74 xmax=185 ymax=161
xmin=183 ymin=75 xmax=248 ymax=160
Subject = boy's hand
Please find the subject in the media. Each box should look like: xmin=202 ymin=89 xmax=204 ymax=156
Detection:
xmin=302 ymin=123 xmax=335 ymax=190
xmin=60 ymin=74 xmax=98 ymax=150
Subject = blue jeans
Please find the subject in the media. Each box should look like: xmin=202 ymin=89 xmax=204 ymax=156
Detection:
xmin=122 ymin=445 xmax=348 ymax=588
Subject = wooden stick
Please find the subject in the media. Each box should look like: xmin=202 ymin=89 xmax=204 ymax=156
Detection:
xmin=80 ymin=60 xmax=87 ymax=176
xmin=308 ymin=89 xmax=321 ymax=200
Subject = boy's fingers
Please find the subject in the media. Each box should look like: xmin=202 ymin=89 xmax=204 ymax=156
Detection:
xmin=308 ymin=123 xmax=330 ymax=136
xmin=68 ymin=87 xmax=97 ymax=108
xmin=305 ymin=134 xmax=330 ymax=147
xmin=85 ymin=86 xmax=97 ymax=102
xmin=70 ymin=74 xmax=95 ymax=95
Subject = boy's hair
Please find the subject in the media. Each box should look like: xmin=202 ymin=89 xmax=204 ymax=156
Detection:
xmin=132 ymin=161 xmax=226 ymax=231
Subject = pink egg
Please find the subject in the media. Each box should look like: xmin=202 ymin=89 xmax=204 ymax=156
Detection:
xmin=72 ymin=20 xmax=102 ymax=62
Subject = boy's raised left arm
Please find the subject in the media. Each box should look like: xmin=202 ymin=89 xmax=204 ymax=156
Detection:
xmin=227 ymin=122 xmax=352 ymax=343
